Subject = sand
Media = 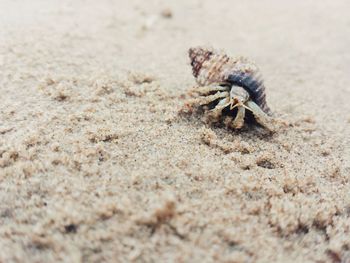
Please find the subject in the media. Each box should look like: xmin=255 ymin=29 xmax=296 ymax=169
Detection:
xmin=0 ymin=0 xmax=350 ymax=262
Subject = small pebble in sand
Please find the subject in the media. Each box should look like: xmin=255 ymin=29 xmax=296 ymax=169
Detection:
xmin=128 ymin=72 xmax=155 ymax=84
xmin=187 ymin=46 xmax=275 ymax=131
xmin=161 ymin=8 xmax=173 ymax=18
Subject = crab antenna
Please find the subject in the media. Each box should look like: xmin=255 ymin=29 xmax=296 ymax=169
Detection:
xmin=241 ymin=104 xmax=253 ymax=112
xmin=229 ymin=98 xmax=235 ymax=110
xmin=229 ymin=97 xmax=243 ymax=110
xmin=230 ymin=103 xmax=238 ymax=110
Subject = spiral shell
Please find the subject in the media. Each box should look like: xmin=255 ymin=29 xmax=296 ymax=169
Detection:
xmin=188 ymin=47 xmax=271 ymax=114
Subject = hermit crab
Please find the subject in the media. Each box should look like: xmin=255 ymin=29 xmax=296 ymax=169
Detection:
xmin=187 ymin=46 xmax=274 ymax=130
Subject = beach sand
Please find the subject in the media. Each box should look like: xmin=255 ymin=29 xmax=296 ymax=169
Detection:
xmin=0 ymin=0 xmax=350 ymax=262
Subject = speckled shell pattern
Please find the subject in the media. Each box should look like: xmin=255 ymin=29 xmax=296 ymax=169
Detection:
xmin=189 ymin=47 xmax=271 ymax=114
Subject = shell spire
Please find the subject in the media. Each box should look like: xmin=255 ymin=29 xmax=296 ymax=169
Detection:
xmin=188 ymin=46 xmax=271 ymax=114
xmin=188 ymin=47 xmax=214 ymax=78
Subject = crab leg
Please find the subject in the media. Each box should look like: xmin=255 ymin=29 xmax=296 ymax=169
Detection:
xmin=207 ymin=97 xmax=230 ymax=118
xmin=189 ymin=91 xmax=229 ymax=107
xmin=245 ymin=100 xmax=274 ymax=131
xmin=190 ymin=85 xmax=229 ymax=96
xmin=232 ymin=106 xmax=246 ymax=129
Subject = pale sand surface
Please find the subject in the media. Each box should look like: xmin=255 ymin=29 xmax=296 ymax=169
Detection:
xmin=1 ymin=0 xmax=350 ymax=262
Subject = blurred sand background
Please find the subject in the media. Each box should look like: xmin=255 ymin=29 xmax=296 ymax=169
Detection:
xmin=0 ymin=0 xmax=350 ymax=262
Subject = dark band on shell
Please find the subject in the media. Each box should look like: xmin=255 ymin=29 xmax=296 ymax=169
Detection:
xmin=226 ymin=72 xmax=270 ymax=114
